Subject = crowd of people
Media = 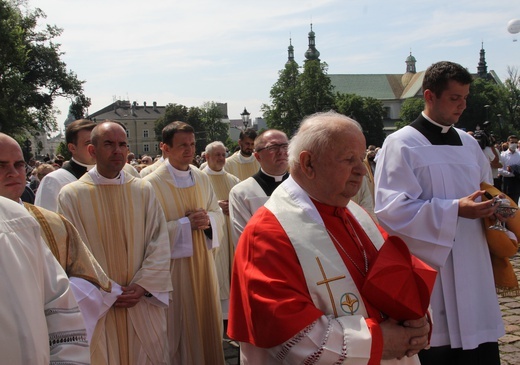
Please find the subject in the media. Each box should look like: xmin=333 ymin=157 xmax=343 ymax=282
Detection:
xmin=0 ymin=60 xmax=517 ymax=364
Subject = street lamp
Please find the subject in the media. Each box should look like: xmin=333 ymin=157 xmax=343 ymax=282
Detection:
xmin=484 ymin=104 xmax=490 ymax=122
xmin=240 ymin=107 xmax=250 ymax=129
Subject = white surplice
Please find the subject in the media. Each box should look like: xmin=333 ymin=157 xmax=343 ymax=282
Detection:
xmin=228 ymin=176 xmax=268 ymax=246
xmin=0 ymin=196 xmax=89 ymax=364
xmin=374 ymin=124 xmax=504 ymax=350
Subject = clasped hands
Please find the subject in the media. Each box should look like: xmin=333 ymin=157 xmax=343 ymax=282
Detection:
xmin=186 ymin=208 xmax=211 ymax=230
xmin=114 ymin=283 xmax=146 ymax=308
xmin=381 ymin=316 xmax=430 ymax=360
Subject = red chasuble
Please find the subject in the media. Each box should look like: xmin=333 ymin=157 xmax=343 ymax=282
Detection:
xmin=228 ymin=202 xmax=387 ymax=361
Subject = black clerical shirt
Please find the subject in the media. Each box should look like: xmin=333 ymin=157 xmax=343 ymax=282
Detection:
xmin=410 ymin=115 xmax=462 ymax=146
xmin=252 ymin=169 xmax=289 ymax=196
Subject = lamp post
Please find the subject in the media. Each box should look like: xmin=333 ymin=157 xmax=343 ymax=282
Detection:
xmin=484 ymin=104 xmax=490 ymax=123
xmin=240 ymin=107 xmax=250 ymax=129
xmin=496 ymin=114 xmax=504 ymax=142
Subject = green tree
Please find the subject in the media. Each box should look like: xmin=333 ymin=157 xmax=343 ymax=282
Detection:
xmin=68 ymin=94 xmax=91 ymax=120
xmin=501 ymin=66 xmax=520 ymax=139
xmin=55 ymin=141 xmax=71 ymax=160
xmin=334 ymin=93 xmax=386 ymax=147
xmin=200 ymin=101 xmax=227 ymax=146
xmin=298 ymin=60 xmax=334 ymax=117
xmin=0 ymin=1 xmax=87 ymax=136
xmin=396 ymin=98 xmax=424 ymax=130
xmin=262 ymin=60 xmax=301 ymax=136
xmin=263 ymin=58 xmax=334 ymax=136
xmin=459 ymin=78 xmax=503 ymax=135
xmin=154 ymin=103 xmax=189 ymax=140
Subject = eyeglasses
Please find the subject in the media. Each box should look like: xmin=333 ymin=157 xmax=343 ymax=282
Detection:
xmin=255 ymin=143 xmax=289 ymax=153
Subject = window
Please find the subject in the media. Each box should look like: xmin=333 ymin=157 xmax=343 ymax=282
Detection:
xmin=144 ymin=144 xmax=150 ymax=152
xmin=384 ymin=107 xmax=391 ymax=119
xmin=143 ymin=130 xmax=149 ymax=138
xmin=154 ymin=143 xmax=159 ymax=151
xmin=126 ymin=129 xmax=130 ymax=138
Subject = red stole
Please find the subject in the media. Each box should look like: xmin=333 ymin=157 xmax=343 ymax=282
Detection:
xmin=312 ymin=199 xmax=383 ymax=323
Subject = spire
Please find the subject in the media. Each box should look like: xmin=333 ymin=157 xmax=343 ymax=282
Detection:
xmin=405 ymin=51 xmax=417 ymax=73
xmin=304 ymin=23 xmax=320 ymax=61
xmin=286 ymin=37 xmax=295 ymax=65
xmin=477 ymin=42 xmax=488 ymax=78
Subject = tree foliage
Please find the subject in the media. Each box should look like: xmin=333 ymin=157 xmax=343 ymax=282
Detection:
xmin=298 ymin=60 xmax=334 ymax=117
xmin=458 ymin=78 xmax=504 ymax=136
xmin=200 ymin=101 xmax=227 ymax=146
xmin=334 ymin=93 xmax=386 ymax=147
xmin=263 ymin=59 xmax=334 ymax=137
xmin=153 ymin=102 xmax=226 ymax=153
xmin=396 ymin=97 xmax=424 ymax=130
xmin=501 ymin=66 xmax=520 ymax=139
xmin=55 ymin=140 xmax=71 ymax=160
xmin=0 ymin=0 xmax=87 ymax=136
xmin=262 ymin=60 xmax=301 ymax=137
xmin=154 ymin=103 xmax=190 ymax=139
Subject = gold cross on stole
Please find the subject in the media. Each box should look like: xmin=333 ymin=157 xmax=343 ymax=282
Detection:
xmin=316 ymin=257 xmax=346 ymax=318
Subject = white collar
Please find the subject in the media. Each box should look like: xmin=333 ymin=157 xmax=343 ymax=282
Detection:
xmin=88 ymin=166 xmax=125 ymax=185
xmin=261 ymin=168 xmax=286 ymax=182
xmin=71 ymin=157 xmax=95 ymax=171
xmin=203 ymin=166 xmax=225 ymax=175
xmin=422 ymin=112 xmax=452 ymax=133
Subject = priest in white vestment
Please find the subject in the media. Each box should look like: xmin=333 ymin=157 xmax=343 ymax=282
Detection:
xmin=202 ymin=141 xmax=240 ymax=319
xmin=58 ymin=122 xmax=172 ymax=365
xmin=228 ymin=129 xmax=290 ymax=246
xmin=0 ymin=132 xmax=111 ymax=344
xmin=35 ymin=119 xmax=97 ymax=211
xmin=375 ymin=61 xmax=504 ymax=364
xmin=228 ymin=111 xmax=431 ymax=365
xmin=224 ymin=128 xmax=260 ymax=180
xmin=0 ymin=196 xmax=90 ymax=364
xmin=143 ymin=121 xmax=226 ymax=365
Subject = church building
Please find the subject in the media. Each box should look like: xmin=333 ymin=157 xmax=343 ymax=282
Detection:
xmin=293 ymin=25 xmax=503 ymax=133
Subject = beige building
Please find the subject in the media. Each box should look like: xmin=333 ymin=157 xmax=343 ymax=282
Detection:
xmin=88 ymin=100 xmax=163 ymax=157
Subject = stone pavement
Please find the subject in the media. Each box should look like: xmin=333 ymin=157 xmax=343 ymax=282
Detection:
xmin=499 ymin=252 xmax=520 ymax=365
xmin=222 ymin=253 xmax=520 ymax=364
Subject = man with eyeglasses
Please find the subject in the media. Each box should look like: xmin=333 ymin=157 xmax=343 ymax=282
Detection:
xmin=229 ymin=129 xmax=290 ymax=246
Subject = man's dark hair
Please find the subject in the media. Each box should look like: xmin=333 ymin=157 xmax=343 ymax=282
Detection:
xmin=65 ymin=119 xmax=97 ymax=145
xmin=162 ymin=121 xmax=195 ymax=146
xmin=423 ymin=61 xmax=473 ymax=98
xmin=239 ymin=128 xmax=257 ymax=141
xmin=507 ymin=135 xmax=518 ymax=142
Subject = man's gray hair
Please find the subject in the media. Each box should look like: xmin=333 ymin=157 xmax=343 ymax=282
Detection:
xmin=288 ymin=111 xmax=362 ymax=170
xmin=205 ymin=141 xmax=226 ymax=155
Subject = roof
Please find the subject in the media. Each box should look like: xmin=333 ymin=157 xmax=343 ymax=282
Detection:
xmin=329 ymin=73 xmax=423 ymax=100
xmin=88 ymin=101 xmax=165 ymax=121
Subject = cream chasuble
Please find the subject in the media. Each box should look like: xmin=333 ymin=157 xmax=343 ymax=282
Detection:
xmin=24 ymin=202 xmax=111 ymax=291
xmin=203 ymin=167 xmax=240 ymax=317
xmin=58 ymin=169 xmax=172 ymax=365
xmin=224 ymin=152 xmax=260 ymax=181
xmin=144 ymin=164 xmax=226 ymax=365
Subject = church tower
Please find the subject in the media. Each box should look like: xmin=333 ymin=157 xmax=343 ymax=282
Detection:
xmin=304 ymin=23 xmax=320 ymax=61
xmin=401 ymin=51 xmax=417 ymax=87
xmin=286 ymin=38 xmax=295 ymax=65
xmin=477 ymin=42 xmax=488 ymax=78
xmin=405 ymin=51 xmax=417 ymax=73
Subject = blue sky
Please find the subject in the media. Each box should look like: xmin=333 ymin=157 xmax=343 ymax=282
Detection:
xmin=32 ymin=0 xmax=520 ymax=131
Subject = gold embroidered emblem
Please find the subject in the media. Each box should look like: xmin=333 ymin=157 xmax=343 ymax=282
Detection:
xmin=340 ymin=292 xmax=360 ymax=315
xmin=316 ymin=257 xmax=346 ymax=317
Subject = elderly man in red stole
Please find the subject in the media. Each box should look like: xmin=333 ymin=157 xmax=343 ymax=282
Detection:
xmin=228 ymin=111 xmax=432 ymax=364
